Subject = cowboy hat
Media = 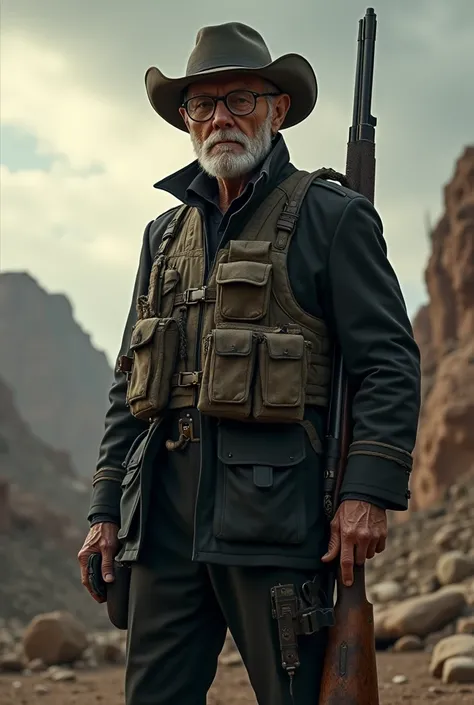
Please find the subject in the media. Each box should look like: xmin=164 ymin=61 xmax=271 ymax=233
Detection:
xmin=145 ymin=22 xmax=318 ymax=131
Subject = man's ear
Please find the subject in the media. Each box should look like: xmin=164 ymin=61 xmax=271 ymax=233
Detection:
xmin=271 ymin=94 xmax=291 ymax=134
xmin=178 ymin=106 xmax=190 ymax=132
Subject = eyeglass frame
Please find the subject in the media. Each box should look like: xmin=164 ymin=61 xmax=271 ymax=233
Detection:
xmin=181 ymin=89 xmax=281 ymax=122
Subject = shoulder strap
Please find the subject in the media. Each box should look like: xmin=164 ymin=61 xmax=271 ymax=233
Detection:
xmin=154 ymin=203 xmax=190 ymax=259
xmin=137 ymin=204 xmax=191 ymax=319
xmin=274 ymin=167 xmax=349 ymax=252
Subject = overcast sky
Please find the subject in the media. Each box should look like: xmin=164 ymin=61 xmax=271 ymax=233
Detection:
xmin=1 ymin=0 xmax=473 ymax=365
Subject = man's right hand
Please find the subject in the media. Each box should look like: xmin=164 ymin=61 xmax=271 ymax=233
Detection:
xmin=78 ymin=522 xmax=120 ymax=603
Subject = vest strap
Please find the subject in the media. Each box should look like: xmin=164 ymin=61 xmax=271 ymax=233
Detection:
xmin=174 ymin=286 xmax=217 ymax=306
xmin=155 ymin=204 xmax=190 ymax=258
xmin=275 ymin=168 xmax=350 ymax=252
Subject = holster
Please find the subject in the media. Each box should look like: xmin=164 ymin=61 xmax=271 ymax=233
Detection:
xmin=271 ymin=580 xmax=335 ymax=676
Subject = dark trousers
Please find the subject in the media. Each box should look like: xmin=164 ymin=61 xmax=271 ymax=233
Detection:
xmin=125 ymin=415 xmax=328 ymax=705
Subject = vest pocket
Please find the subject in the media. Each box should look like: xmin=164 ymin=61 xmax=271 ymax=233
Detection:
xmin=198 ymin=328 xmax=257 ymax=419
xmin=126 ymin=317 xmax=179 ymax=420
xmin=253 ymin=332 xmax=310 ymax=422
xmin=216 ymin=260 xmax=272 ymax=322
xmin=159 ymin=268 xmax=180 ymax=317
xmin=213 ymin=422 xmax=307 ymax=544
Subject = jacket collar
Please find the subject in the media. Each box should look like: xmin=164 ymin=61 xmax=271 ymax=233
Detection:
xmin=153 ymin=133 xmax=293 ymax=206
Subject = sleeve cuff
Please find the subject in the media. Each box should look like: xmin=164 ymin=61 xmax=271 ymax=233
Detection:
xmin=89 ymin=513 xmax=120 ymax=527
xmin=87 ymin=476 xmax=123 ymax=522
xmin=339 ymin=449 xmax=411 ymax=511
xmin=338 ymin=493 xmax=389 ymax=511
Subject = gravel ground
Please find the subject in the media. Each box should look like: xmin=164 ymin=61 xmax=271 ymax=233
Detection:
xmin=1 ymin=653 xmax=473 ymax=704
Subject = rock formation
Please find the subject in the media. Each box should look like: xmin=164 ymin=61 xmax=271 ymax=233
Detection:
xmin=366 ymin=466 xmax=474 ymax=683
xmin=0 ymin=272 xmax=113 ymax=477
xmin=411 ymin=145 xmax=474 ymax=512
xmin=0 ymin=375 xmax=106 ymax=627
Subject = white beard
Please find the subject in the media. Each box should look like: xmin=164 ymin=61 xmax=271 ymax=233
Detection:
xmin=190 ymin=107 xmax=274 ymax=179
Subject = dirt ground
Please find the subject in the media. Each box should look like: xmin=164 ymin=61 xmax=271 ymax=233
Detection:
xmin=1 ymin=653 xmax=473 ymax=705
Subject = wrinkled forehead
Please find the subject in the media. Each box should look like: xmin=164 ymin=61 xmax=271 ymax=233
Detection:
xmin=186 ymin=72 xmax=267 ymax=98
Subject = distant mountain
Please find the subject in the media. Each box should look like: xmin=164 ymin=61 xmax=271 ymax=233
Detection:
xmin=0 ymin=375 xmax=107 ymax=626
xmin=0 ymin=272 xmax=113 ymax=477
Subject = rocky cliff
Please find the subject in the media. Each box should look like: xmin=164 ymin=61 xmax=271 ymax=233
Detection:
xmin=0 ymin=376 xmax=106 ymax=626
xmin=0 ymin=272 xmax=113 ymax=477
xmin=411 ymin=146 xmax=474 ymax=512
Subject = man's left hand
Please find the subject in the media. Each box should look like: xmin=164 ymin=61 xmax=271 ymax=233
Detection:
xmin=321 ymin=499 xmax=387 ymax=587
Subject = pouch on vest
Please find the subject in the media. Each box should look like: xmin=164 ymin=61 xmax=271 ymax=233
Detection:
xmin=215 ymin=240 xmax=272 ymax=323
xmin=126 ymin=317 xmax=179 ymax=420
xmin=197 ymin=328 xmax=257 ymax=420
xmin=253 ymin=332 xmax=311 ymax=423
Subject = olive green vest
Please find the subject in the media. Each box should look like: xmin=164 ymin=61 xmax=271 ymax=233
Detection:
xmin=120 ymin=169 xmax=334 ymax=432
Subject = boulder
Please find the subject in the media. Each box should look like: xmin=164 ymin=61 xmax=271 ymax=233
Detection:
xmin=370 ymin=581 xmax=403 ymax=604
xmin=441 ymin=656 xmax=474 ymax=684
xmin=429 ymin=634 xmax=474 ymax=677
xmin=436 ymin=551 xmax=474 ymax=586
xmin=22 ymin=611 xmax=88 ymax=666
xmin=393 ymin=635 xmax=424 ymax=652
xmin=377 ymin=586 xmax=466 ymax=640
xmin=457 ymin=617 xmax=474 ymax=634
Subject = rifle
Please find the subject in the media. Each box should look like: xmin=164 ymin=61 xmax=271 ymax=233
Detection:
xmin=319 ymin=8 xmax=380 ymax=705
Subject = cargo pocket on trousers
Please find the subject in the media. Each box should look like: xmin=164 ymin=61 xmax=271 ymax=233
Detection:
xmin=215 ymin=260 xmax=272 ymax=322
xmin=198 ymin=328 xmax=257 ymax=420
xmin=213 ymin=422 xmax=307 ymax=544
xmin=253 ymin=332 xmax=310 ymax=423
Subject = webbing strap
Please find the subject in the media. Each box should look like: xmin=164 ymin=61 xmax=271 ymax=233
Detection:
xmin=275 ymin=167 xmax=350 ymax=252
xmin=155 ymin=204 xmax=190 ymax=259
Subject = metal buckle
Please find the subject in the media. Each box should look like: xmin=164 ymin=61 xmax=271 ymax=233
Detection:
xmin=177 ymin=371 xmax=201 ymax=386
xmin=184 ymin=287 xmax=206 ymax=304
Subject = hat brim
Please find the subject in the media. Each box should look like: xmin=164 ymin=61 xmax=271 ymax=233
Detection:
xmin=144 ymin=53 xmax=318 ymax=131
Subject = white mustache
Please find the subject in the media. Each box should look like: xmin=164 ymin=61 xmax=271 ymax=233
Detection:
xmin=203 ymin=130 xmax=248 ymax=153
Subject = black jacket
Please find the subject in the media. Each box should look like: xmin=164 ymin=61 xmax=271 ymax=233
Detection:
xmin=88 ymin=135 xmax=421 ymax=567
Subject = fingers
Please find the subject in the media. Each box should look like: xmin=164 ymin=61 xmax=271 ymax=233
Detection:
xmin=100 ymin=538 xmax=116 ymax=584
xmin=78 ymin=548 xmax=105 ymax=603
xmin=77 ymin=523 xmax=119 ymax=601
xmin=375 ymin=534 xmax=386 ymax=554
xmin=321 ymin=515 xmax=341 ymax=563
xmin=340 ymin=534 xmax=355 ymax=587
xmin=354 ymin=525 xmax=376 ymax=565
xmin=366 ymin=539 xmax=379 ymax=561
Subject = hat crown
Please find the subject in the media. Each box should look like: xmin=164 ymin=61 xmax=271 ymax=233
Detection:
xmin=186 ymin=22 xmax=273 ymax=76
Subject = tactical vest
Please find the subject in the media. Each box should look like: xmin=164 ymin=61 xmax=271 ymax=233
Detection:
xmin=119 ymin=169 xmax=340 ymax=437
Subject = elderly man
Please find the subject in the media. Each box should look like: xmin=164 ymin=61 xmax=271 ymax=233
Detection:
xmin=78 ymin=21 xmax=420 ymax=705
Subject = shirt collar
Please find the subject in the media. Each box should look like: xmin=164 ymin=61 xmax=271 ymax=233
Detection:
xmin=153 ymin=133 xmax=292 ymax=207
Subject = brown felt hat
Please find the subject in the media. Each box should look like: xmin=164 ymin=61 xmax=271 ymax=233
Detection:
xmin=145 ymin=22 xmax=318 ymax=131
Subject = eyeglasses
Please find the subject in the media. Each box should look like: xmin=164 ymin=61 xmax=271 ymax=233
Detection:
xmin=182 ymin=89 xmax=280 ymax=122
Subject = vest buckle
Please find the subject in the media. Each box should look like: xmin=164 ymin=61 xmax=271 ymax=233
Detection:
xmin=176 ymin=371 xmax=202 ymax=387
xmin=184 ymin=287 xmax=206 ymax=304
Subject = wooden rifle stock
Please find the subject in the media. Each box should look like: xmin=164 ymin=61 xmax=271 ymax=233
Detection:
xmin=319 ymin=8 xmax=380 ymax=705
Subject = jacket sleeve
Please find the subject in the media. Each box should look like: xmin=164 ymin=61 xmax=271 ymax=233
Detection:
xmin=327 ymin=196 xmax=421 ymax=511
xmin=87 ymin=220 xmax=154 ymax=523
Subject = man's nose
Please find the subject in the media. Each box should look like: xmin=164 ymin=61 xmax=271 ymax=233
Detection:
xmin=212 ymin=100 xmax=235 ymax=130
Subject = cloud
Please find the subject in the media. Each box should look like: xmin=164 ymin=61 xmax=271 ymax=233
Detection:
xmin=1 ymin=1 xmax=473 ymax=361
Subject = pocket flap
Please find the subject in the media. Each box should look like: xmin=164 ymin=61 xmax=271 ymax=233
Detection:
xmin=121 ymin=466 xmax=140 ymax=487
xmin=266 ymin=333 xmax=305 ymax=360
xmin=122 ymin=429 xmax=149 ymax=469
xmin=129 ymin=318 xmax=161 ymax=349
xmin=214 ymin=328 xmax=254 ymax=356
xmin=217 ymin=422 xmax=306 ymax=467
xmin=216 ymin=261 xmax=271 ymax=287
